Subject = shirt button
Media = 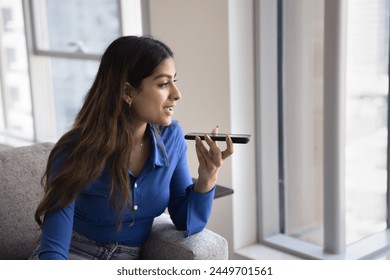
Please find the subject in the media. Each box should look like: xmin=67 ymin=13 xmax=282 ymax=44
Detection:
xmin=134 ymin=182 xmax=138 ymax=189
xmin=133 ymin=205 xmax=138 ymax=211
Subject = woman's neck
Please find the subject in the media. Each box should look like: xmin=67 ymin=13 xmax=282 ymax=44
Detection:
xmin=131 ymin=122 xmax=148 ymax=147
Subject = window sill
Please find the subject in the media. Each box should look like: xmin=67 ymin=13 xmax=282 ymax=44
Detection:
xmin=236 ymin=229 xmax=390 ymax=260
xmin=234 ymin=243 xmax=302 ymax=260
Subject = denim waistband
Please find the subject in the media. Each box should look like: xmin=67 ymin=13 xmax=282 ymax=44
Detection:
xmin=70 ymin=231 xmax=141 ymax=260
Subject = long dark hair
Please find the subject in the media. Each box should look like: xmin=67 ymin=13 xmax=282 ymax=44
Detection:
xmin=35 ymin=36 xmax=174 ymax=227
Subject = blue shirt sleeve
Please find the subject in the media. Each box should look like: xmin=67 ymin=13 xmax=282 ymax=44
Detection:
xmin=167 ymin=126 xmax=215 ymax=237
xmin=39 ymin=201 xmax=75 ymax=259
xmin=38 ymin=146 xmax=75 ymax=260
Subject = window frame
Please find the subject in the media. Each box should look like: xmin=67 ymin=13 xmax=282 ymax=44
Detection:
xmin=29 ymin=0 xmax=122 ymax=60
xmin=0 ymin=0 xmax=34 ymax=143
xmin=20 ymin=0 xmax=142 ymax=142
xmin=255 ymin=0 xmax=390 ymax=259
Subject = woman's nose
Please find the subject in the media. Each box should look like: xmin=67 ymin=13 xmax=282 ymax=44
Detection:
xmin=170 ymin=84 xmax=181 ymax=100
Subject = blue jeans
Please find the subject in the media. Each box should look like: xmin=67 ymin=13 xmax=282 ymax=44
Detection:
xmin=29 ymin=231 xmax=141 ymax=260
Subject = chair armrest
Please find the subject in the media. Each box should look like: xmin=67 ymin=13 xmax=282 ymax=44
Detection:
xmin=141 ymin=213 xmax=228 ymax=260
xmin=0 ymin=143 xmax=54 ymax=260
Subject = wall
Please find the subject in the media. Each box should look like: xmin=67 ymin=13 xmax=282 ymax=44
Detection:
xmin=147 ymin=0 xmax=257 ymax=259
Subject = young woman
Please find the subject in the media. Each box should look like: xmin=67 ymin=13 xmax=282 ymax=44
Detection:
xmin=30 ymin=36 xmax=233 ymax=260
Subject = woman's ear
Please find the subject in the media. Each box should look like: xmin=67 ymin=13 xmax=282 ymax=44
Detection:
xmin=123 ymin=82 xmax=134 ymax=107
xmin=123 ymin=82 xmax=133 ymax=95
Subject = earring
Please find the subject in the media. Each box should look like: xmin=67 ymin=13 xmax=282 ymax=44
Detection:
xmin=124 ymin=97 xmax=132 ymax=108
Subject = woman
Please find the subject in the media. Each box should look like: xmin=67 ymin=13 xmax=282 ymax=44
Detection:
xmin=30 ymin=36 xmax=233 ymax=260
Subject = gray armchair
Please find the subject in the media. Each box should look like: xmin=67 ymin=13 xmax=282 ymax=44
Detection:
xmin=0 ymin=143 xmax=228 ymax=260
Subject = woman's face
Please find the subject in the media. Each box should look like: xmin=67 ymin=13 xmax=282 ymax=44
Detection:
xmin=130 ymin=58 xmax=181 ymax=126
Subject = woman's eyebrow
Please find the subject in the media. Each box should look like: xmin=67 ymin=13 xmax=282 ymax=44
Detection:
xmin=153 ymin=73 xmax=177 ymax=80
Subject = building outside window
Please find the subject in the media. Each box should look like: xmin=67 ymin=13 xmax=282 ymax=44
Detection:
xmin=0 ymin=0 xmax=33 ymax=142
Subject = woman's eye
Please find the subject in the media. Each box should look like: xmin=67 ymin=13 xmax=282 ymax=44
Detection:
xmin=159 ymin=79 xmax=177 ymax=87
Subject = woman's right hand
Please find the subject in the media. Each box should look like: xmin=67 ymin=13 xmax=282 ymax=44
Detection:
xmin=194 ymin=126 xmax=234 ymax=193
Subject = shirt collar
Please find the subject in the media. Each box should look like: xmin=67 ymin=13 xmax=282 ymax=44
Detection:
xmin=148 ymin=123 xmax=169 ymax=167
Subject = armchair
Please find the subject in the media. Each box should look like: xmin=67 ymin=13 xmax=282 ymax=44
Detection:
xmin=0 ymin=143 xmax=228 ymax=260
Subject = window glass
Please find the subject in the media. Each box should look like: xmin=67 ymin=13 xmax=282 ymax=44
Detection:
xmin=49 ymin=58 xmax=99 ymax=136
xmin=33 ymin=0 xmax=120 ymax=54
xmin=0 ymin=0 xmax=33 ymax=140
xmin=282 ymin=0 xmax=389 ymax=247
xmin=282 ymin=0 xmax=325 ymax=246
xmin=345 ymin=0 xmax=389 ymax=244
xmin=30 ymin=0 xmax=121 ymax=139
xmin=1 ymin=7 xmax=13 ymax=32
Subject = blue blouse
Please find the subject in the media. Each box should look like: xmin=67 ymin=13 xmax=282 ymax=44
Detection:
xmin=38 ymin=121 xmax=215 ymax=259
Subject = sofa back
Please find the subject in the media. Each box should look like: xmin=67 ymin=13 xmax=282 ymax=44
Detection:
xmin=0 ymin=143 xmax=54 ymax=259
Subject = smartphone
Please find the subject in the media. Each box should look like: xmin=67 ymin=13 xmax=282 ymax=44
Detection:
xmin=184 ymin=133 xmax=251 ymax=144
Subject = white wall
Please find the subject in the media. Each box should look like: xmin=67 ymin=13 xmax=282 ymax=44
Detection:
xmin=148 ymin=0 xmax=257 ymax=259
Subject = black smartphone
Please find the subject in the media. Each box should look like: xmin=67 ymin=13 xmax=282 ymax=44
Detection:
xmin=184 ymin=133 xmax=251 ymax=144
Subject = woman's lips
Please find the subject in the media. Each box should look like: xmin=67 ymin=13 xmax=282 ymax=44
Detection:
xmin=164 ymin=107 xmax=174 ymax=115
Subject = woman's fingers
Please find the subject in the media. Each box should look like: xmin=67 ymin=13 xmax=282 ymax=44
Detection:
xmin=204 ymin=134 xmax=222 ymax=165
xmin=222 ymin=135 xmax=234 ymax=160
xmin=197 ymin=134 xmax=233 ymax=165
xmin=195 ymin=136 xmax=213 ymax=166
xmin=195 ymin=126 xmax=234 ymax=167
xmin=211 ymin=125 xmax=219 ymax=135
xmin=195 ymin=136 xmax=207 ymax=165
xmin=211 ymin=125 xmax=219 ymax=148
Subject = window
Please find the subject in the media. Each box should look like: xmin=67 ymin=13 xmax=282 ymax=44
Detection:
xmin=0 ymin=0 xmax=33 ymax=142
xmin=5 ymin=48 xmax=16 ymax=68
xmin=280 ymin=0 xmax=325 ymax=246
xmin=47 ymin=58 xmax=100 ymax=136
xmin=31 ymin=0 xmax=121 ymax=57
xmin=0 ymin=0 xmax=142 ymax=143
xmin=1 ymin=7 xmax=13 ymax=32
xmin=27 ymin=0 xmax=124 ymax=140
xmin=256 ymin=0 xmax=390 ymax=259
xmin=345 ymin=0 xmax=389 ymax=244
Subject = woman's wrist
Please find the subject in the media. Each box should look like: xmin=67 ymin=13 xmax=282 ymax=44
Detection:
xmin=194 ymin=178 xmax=215 ymax=193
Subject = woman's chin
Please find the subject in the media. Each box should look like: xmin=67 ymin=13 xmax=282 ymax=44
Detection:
xmin=154 ymin=118 xmax=172 ymax=127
